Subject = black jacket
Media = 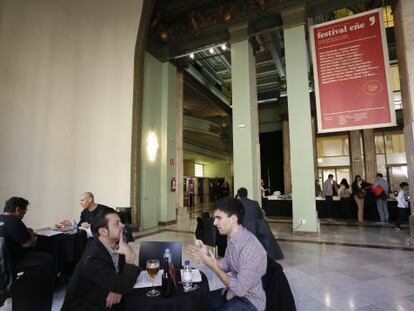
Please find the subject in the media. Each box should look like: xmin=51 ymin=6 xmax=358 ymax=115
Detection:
xmin=262 ymin=257 xmax=296 ymax=311
xmin=61 ymin=238 xmax=141 ymax=311
xmin=240 ymin=198 xmax=284 ymax=260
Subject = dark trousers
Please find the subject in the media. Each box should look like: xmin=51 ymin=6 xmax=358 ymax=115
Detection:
xmin=209 ymin=289 xmax=257 ymax=311
xmin=395 ymin=208 xmax=410 ymax=229
xmin=341 ymin=197 xmax=352 ymax=220
xmin=325 ymin=196 xmax=333 ymax=218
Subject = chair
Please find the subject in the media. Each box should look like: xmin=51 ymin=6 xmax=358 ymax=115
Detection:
xmin=262 ymin=256 xmax=296 ymax=311
xmin=195 ymin=213 xmax=227 ymax=257
xmin=11 ymin=265 xmax=54 ymax=311
xmin=0 ymin=237 xmax=12 ymax=306
xmin=200 ymin=216 xmax=216 ymax=247
xmin=116 ymin=207 xmax=132 ymax=225
xmin=0 ymin=237 xmax=54 ymax=310
xmin=138 ymin=241 xmax=182 ymax=269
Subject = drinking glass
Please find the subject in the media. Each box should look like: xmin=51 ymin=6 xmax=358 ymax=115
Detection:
xmin=146 ymin=259 xmax=160 ymax=297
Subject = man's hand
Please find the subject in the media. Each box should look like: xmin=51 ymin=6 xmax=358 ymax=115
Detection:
xmin=187 ymin=242 xmax=218 ymax=269
xmin=80 ymin=222 xmax=90 ymax=229
xmin=187 ymin=242 xmax=229 ymax=287
xmin=114 ymin=230 xmax=136 ymax=264
xmin=106 ymin=291 xmax=122 ymax=308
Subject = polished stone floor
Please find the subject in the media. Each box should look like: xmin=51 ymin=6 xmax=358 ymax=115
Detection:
xmin=2 ymin=213 xmax=414 ymax=311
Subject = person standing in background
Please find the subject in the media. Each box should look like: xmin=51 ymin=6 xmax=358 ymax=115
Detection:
xmin=338 ymin=179 xmax=351 ymax=221
xmin=395 ymin=182 xmax=410 ymax=231
xmin=374 ymin=173 xmax=389 ymax=224
xmin=352 ymin=175 xmax=366 ymax=224
xmin=323 ymin=174 xmax=334 ymax=218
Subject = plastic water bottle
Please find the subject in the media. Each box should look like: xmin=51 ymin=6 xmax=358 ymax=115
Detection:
xmin=163 ymin=248 xmax=172 ymax=264
xmin=72 ymin=219 xmax=78 ymax=233
xmin=182 ymin=260 xmax=192 ymax=291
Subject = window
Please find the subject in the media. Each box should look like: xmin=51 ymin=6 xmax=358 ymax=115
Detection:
xmin=383 ymin=5 xmax=394 ymax=28
xmin=375 ymin=131 xmax=407 ymax=178
xmin=194 ymin=163 xmax=204 ymax=177
xmin=316 ymin=135 xmax=349 ymax=157
xmin=316 ymin=135 xmax=350 ymax=170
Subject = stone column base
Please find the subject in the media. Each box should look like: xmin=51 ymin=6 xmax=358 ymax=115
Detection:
xmin=409 ymin=215 xmax=414 ymax=240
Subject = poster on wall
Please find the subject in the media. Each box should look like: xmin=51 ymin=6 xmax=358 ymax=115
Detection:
xmin=310 ymin=8 xmax=396 ymax=133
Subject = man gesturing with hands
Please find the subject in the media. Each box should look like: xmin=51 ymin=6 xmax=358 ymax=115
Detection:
xmin=188 ymin=198 xmax=267 ymax=311
xmin=62 ymin=208 xmax=141 ymax=311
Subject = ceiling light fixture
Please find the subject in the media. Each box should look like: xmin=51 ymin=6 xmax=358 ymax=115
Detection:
xmin=175 ymin=42 xmax=230 ymax=60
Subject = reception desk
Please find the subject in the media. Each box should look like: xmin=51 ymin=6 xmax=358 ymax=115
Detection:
xmin=265 ymin=196 xmax=401 ymax=221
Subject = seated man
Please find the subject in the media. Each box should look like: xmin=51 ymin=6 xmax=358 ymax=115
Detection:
xmin=188 ymin=198 xmax=267 ymax=311
xmin=0 ymin=197 xmax=54 ymax=274
xmin=62 ymin=208 xmax=141 ymax=311
xmin=79 ymin=192 xmax=109 ymax=228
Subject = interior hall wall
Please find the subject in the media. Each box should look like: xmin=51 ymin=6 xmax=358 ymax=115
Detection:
xmin=0 ymin=0 xmax=143 ymax=228
xmin=184 ymin=160 xmax=196 ymax=177
xmin=204 ymin=163 xmax=231 ymax=179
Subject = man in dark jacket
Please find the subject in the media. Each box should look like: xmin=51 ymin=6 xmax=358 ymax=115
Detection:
xmin=237 ymin=187 xmax=284 ymax=260
xmin=79 ymin=192 xmax=109 ymax=229
xmin=62 ymin=208 xmax=141 ymax=311
xmin=237 ymin=187 xmax=263 ymax=236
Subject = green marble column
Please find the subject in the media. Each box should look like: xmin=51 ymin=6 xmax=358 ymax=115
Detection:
xmin=230 ymin=27 xmax=260 ymax=201
xmin=283 ymin=6 xmax=318 ymax=232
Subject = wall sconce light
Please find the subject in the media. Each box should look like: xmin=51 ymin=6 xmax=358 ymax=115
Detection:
xmin=221 ymin=44 xmax=227 ymax=51
xmin=189 ymin=53 xmax=195 ymax=59
xmin=209 ymin=48 xmax=215 ymax=54
xmin=223 ymin=9 xmax=232 ymax=22
xmin=160 ymin=31 xmax=169 ymax=42
xmin=146 ymin=131 xmax=159 ymax=162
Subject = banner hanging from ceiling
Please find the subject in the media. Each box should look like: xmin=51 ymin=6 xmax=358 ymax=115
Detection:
xmin=310 ymin=8 xmax=396 ymax=133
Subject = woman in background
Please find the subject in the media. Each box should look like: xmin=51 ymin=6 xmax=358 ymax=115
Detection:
xmin=339 ymin=178 xmax=352 ymax=221
xmin=352 ymin=175 xmax=366 ymax=224
xmin=395 ymin=182 xmax=410 ymax=231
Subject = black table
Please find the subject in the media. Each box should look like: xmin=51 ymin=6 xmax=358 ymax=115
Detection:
xmin=35 ymin=229 xmax=87 ymax=277
xmin=265 ymin=197 xmax=402 ymax=222
xmin=124 ymin=271 xmax=210 ymax=311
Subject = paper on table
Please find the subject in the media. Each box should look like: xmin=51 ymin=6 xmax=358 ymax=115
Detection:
xmin=36 ymin=230 xmax=63 ymax=237
xmin=180 ymin=269 xmax=202 ymax=283
xmin=198 ymin=266 xmax=225 ymax=291
xmin=134 ymin=270 xmax=163 ymax=288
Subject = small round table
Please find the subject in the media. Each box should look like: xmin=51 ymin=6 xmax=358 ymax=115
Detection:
xmin=124 ymin=271 xmax=210 ymax=311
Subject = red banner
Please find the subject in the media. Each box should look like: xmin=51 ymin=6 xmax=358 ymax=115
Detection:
xmin=310 ymin=9 xmax=395 ymax=132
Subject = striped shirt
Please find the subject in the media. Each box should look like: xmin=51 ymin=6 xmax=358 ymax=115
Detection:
xmin=218 ymin=226 xmax=267 ymax=311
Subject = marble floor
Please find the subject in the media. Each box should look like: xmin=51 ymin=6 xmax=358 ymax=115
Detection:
xmin=2 ymin=215 xmax=414 ymax=311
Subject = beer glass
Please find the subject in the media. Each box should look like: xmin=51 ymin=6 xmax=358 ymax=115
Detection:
xmin=146 ymin=259 xmax=160 ymax=297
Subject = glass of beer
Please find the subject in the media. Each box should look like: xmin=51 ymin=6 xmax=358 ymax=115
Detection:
xmin=146 ymin=259 xmax=160 ymax=297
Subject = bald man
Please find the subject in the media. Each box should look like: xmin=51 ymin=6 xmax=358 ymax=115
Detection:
xmin=79 ymin=192 xmax=109 ymax=229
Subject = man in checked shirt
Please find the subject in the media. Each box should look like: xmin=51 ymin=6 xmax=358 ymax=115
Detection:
xmin=188 ymin=197 xmax=267 ymax=311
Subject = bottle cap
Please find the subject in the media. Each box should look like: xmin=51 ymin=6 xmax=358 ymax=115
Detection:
xmin=165 ymin=248 xmax=170 ymax=253
xmin=185 ymin=260 xmax=190 ymax=265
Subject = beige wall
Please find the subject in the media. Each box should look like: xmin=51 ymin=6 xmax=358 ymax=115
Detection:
xmin=0 ymin=0 xmax=143 ymax=228
xmin=184 ymin=160 xmax=195 ymax=177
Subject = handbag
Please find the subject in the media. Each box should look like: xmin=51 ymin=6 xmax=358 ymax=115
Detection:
xmin=373 ymin=185 xmax=384 ymax=198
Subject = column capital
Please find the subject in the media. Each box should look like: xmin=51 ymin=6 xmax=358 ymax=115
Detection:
xmin=280 ymin=4 xmax=306 ymax=29
xmin=228 ymin=21 xmax=250 ymax=44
